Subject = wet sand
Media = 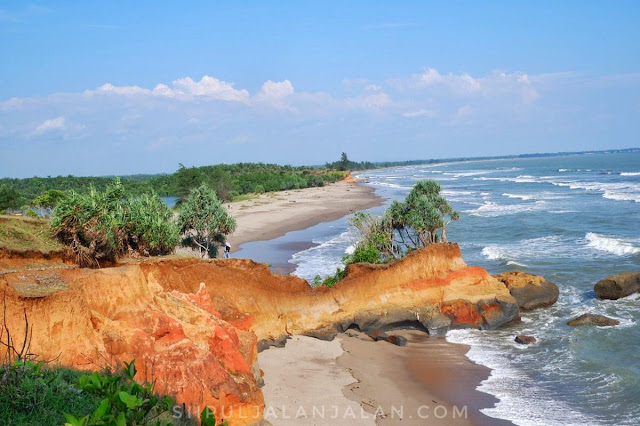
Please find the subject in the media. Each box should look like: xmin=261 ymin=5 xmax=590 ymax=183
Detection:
xmin=225 ymin=182 xmax=382 ymax=252
xmin=259 ymin=330 xmax=511 ymax=426
xmin=338 ymin=330 xmax=513 ymax=426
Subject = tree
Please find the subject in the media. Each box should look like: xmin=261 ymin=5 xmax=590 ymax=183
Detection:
xmin=387 ymin=180 xmax=459 ymax=248
xmin=32 ymin=189 xmax=66 ymax=214
xmin=177 ymin=184 xmax=236 ymax=258
xmin=339 ymin=152 xmax=349 ymax=171
xmin=314 ymin=181 xmax=459 ymax=287
xmin=0 ymin=185 xmax=22 ymax=211
xmin=174 ymin=163 xmax=205 ymax=201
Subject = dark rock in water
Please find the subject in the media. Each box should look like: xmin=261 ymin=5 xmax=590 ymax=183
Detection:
xmin=421 ymin=313 xmax=452 ymax=333
xmin=594 ymin=272 xmax=640 ymax=300
xmin=567 ymin=313 xmax=620 ymax=327
xmin=366 ymin=330 xmax=408 ymax=346
xmin=366 ymin=329 xmax=390 ymax=341
xmin=514 ymin=335 xmax=537 ymax=344
xmin=494 ymin=271 xmax=559 ymax=310
xmin=386 ymin=335 xmax=408 ymax=346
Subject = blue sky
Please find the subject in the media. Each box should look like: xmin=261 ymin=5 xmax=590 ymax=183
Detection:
xmin=1 ymin=1 xmax=639 ymax=177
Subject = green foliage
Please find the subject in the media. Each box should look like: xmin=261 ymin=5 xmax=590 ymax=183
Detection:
xmin=350 ymin=243 xmax=382 ymax=264
xmin=0 ymin=360 xmax=102 ymax=426
xmin=63 ymin=360 xmax=175 ymax=426
xmin=32 ymin=189 xmax=66 ymax=214
xmin=0 ymin=163 xmax=347 ymax=206
xmin=313 ymin=180 xmax=459 ymax=287
xmin=25 ymin=208 xmax=40 ymax=218
xmin=200 ymin=407 xmax=228 ymax=426
xmin=51 ymin=180 xmax=179 ymax=267
xmin=390 ymin=180 xmax=459 ymax=247
xmin=177 ymin=185 xmax=236 ymax=258
xmin=0 ymin=184 xmax=22 ymax=211
xmin=348 ymin=212 xmax=394 ymax=259
xmin=127 ymin=193 xmax=180 ymax=255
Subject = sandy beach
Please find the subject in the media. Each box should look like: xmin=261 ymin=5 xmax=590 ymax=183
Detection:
xmin=225 ymin=181 xmax=382 ymax=252
xmin=232 ymin=181 xmax=507 ymax=426
xmin=258 ymin=331 xmax=509 ymax=426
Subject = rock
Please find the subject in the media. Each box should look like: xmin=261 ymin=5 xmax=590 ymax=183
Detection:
xmin=421 ymin=313 xmax=452 ymax=333
xmin=567 ymin=313 xmax=620 ymax=327
xmin=594 ymin=272 xmax=640 ymax=300
xmin=386 ymin=335 xmax=408 ymax=346
xmin=494 ymin=271 xmax=559 ymax=310
xmin=515 ymin=335 xmax=537 ymax=344
xmin=366 ymin=329 xmax=390 ymax=341
xmin=365 ymin=330 xmax=408 ymax=346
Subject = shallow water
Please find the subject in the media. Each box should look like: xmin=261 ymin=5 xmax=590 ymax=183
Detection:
xmin=257 ymin=152 xmax=640 ymax=425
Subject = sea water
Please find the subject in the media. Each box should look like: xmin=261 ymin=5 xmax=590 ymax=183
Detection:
xmin=282 ymin=152 xmax=640 ymax=425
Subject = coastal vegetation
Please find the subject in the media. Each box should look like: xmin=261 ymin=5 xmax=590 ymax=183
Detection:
xmin=51 ymin=180 xmax=179 ymax=267
xmin=177 ymin=185 xmax=236 ymax=258
xmin=314 ymin=180 xmax=458 ymax=287
xmin=0 ymin=163 xmax=347 ymax=210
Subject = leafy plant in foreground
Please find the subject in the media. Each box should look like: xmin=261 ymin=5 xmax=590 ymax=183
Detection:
xmin=63 ymin=360 xmax=174 ymax=426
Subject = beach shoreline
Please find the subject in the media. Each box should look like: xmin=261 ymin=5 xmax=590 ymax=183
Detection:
xmin=231 ymin=179 xmax=510 ymax=426
xmin=258 ymin=331 xmax=510 ymax=426
xmin=225 ymin=181 xmax=383 ymax=253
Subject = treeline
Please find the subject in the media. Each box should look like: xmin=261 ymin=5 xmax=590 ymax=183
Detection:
xmin=0 ymin=163 xmax=347 ymax=210
xmin=325 ymin=152 xmax=444 ymax=171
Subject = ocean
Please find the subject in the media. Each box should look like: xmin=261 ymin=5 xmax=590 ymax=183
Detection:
xmin=240 ymin=152 xmax=640 ymax=425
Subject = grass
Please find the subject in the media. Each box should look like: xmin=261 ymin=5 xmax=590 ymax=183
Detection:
xmin=0 ymin=215 xmax=62 ymax=253
xmin=231 ymin=193 xmax=259 ymax=202
xmin=0 ymin=362 xmax=102 ymax=426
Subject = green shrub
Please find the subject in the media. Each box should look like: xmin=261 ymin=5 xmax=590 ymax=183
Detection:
xmin=0 ymin=360 xmax=102 ymax=426
xmin=177 ymin=185 xmax=236 ymax=258
xmin=51 ymin=180 xmax=180 ymax=267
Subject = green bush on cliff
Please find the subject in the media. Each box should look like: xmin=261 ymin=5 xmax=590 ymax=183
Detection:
xmin=313 ymin=180 xmax=459 ymax=287
xmin=177 ymin=184 xmax=236 ymax=258
xmin=51 ymin=179 xmax=179 ymax=267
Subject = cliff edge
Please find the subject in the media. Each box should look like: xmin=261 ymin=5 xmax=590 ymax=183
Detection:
xmin=0 ymin=243 xmax=519 ymax=425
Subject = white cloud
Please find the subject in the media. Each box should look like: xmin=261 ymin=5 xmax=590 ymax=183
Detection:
xmin=170 ymin=76 xmax=250 ymax=101
xmin=347 ymin=92 xmax=391 ymax=109
xmin=31 ymin=116 xmax=85 ymax=138
xmin=414 ymin=67 xmax=481 ymax=94
xmin=257 ymin=80 xmax=294 ymax=99
xmin=33 ymin=116 xmax=66 ymax=134
xmin=84 ymin=75 xmax=250 ymax=102
xmin=403 ymin=108 xmax=437 ymax=118
xmin=3 ymin=67 xmax=638 ymax=178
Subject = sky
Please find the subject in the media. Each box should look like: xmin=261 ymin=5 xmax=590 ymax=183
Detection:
xmin=1 ymin=1 xmax=639 ymax=178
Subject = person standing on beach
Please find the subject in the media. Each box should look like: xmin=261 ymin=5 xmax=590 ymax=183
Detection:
xmin=224 ymin=242 xmax=231 ymax=258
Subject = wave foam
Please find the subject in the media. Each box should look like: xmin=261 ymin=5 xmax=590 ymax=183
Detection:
xmin=585 ymin=232 xmax=640 ymax=256
xmin=290 ymin=231 xmax=354 ymax=282
xmin=467 ymin=200 xmax=548 ymax=217
xmin=620 ymin=172 xmax=640 ymax=176
xmin=550 ymin=180 xmax=640 ymax=203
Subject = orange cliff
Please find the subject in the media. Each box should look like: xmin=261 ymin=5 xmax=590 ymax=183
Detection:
xmin=0 ymin=243 xmax=519 ymax=425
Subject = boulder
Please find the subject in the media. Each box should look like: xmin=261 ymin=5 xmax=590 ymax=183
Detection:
xmin=386 ymin=335 xmax=408 ymax=346
xmin=365 ymin=330 xmax=408 ymax=346
xmin=514 ymin=335 xmax=537 ymax=345
xmin=567 ymin=313 xmax=620 ymax=327
xmin=494 ymin=271 xmax=559 ymax=310
xmin=594 ymin=272 xmax=640 ymax=300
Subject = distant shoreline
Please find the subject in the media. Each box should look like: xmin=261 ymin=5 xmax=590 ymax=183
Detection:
xmin=226 ymin=181 xmax=383 ymax=253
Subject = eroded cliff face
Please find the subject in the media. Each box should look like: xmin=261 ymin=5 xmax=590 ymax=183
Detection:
xmin=0 ymin=243 xmax=518 ymax=425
